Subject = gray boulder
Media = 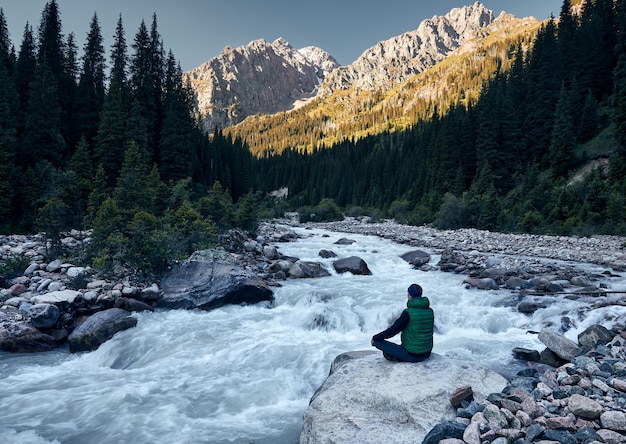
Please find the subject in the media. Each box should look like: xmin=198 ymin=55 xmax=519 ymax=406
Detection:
xmin=158 ymin=260 xmax=274 ymax=310
xmin=538 ymin=328 xmax=583 ymax=361
xmin=28 ymin=303 xmax=60 ymax=329
xmin=334 ymin=238 xmax=356 ymax=245
xmin=300 ymin=352 xmax=507 ymax=444
xmin=332 ymin=256 xmax=372 ymax=275
xmin=67 ymin=308 xmax=138 ymax=353
xmin=288 ymin=260 xmax=331 ymax=279
xmin=400 ymin=250 xmax=431 ymax=267
xmin=578 ymin=324 xmax=613 ymax=350
xmin=0 ymin=322 xmax=57 ymax=352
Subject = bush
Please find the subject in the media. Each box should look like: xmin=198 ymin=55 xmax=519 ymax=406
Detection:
xmin=310 ymin=198 xmax=343 ymax=222
xmin=0 ymin=254 xmax=31 ymax=280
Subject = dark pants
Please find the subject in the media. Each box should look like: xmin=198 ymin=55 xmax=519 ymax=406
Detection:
xmin=373 ymin=339 xmax=431 ymax=363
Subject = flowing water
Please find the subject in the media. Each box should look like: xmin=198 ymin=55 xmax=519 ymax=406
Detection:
xmin=1 ymin=226 xmax=626 ymax=444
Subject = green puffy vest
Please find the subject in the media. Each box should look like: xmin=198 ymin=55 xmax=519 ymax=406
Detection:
xmin=401 ymin=296 xmax=434 ymax=354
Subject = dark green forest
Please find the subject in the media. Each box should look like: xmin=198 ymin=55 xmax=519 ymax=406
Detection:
xmin=254 ymin=0 xmax=626 ymax=236
xmin=0 ymin=2 xmax=258 ymax=275
xmin=2 ymin=0 xmax=626 ymax=277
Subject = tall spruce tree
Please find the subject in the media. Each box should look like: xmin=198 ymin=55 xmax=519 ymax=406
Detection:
xmin=14 ymin=24 xmax=36 ymax=155
xmin=548 ymin=83 xmax=577 ymax=177
xmin=73 ymin=13 xmax=105 ymax=148
xmin=130 ymin=16 xmax=163 ymax=160
xmin=0 ymin=60 xmax=17 ymax=227
xmin=94 ymin=16 xmax=130 ymax=187
xmin=159 ymin=51 xmax=194 ymax=183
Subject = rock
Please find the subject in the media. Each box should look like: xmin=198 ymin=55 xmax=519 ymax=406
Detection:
xmin=400 ymin=250 xmax=431 ymax=267
xmin=463 ymin=277 xmax=499 ymax=290
xmin=543 ymin=429 xmax=577 ymax=444
xmin=66 ymin=266 xmax=86 ymax=278
xmin=140 ymin=283 xmax=160 ymax=301
xmin=0 ymin=322 xmax=57 ymax=352
xmin=31 ymin=290 xmax=81 ymax=305
xmin=334 ymin=238 xmax=356 ymax=245
xmin=423 ymin=421 xmax=467 ymax=444
xmin=262 ymin=245 xmax=278 ymax=260
xmin=8 ymin=283 xmax=26 ymax=296
xmin=505 ymin=276 xmax=528 ymax=289
xmin=332 ymin=256 xmax=372 ymax=275
xmin=318 ymin=249 xmax=337 ymax=259
xmin=601 ymin=411 xmax=626 ymax=431
xmin=114 ymin=297 xmax=154 ymax=313
xmin=300 ymin=352 xmax=506 ymax=444
xmin=578 ymin=324 xmax=614 ymax=350
xmin=28 ymin=304 xmax=60 ymax=329
xmin=512 ymin=347 xmax=541 ymax=362
xmin=288 ymin=260 xmax=331 ymax=279
xmin=538 ymin=328 xmax=583 ymax=361
xmin=597 ymin=428 xmax=626 ymax=444
xmin=67 ymin=308 xmax=138 ymax=353
xmin=158 ymin=260 xmax=274 ymax=310
xmin=517 ymin=301 xmax=546 ymax=314
xmin=45 ymin=259 xmax=62 ymax=272
xmin=24 ymin=263 xmax=39 ymax=276
xmin=483 ymin=404 xmax=508 ymax=427
xmin=450 ymin=385 xmax=474 ymax=408
xmin=567 ymin=394 xmax=603 ymax=419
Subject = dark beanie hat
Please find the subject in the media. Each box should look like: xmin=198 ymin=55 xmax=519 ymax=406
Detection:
xmin=408 ymin=283 xmax=422 ymax=298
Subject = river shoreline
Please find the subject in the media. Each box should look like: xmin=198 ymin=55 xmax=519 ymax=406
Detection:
xmin=292 ymin=218 xmax=626 ymax=271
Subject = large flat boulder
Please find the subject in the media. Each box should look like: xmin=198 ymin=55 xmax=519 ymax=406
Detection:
xmin=158 ymin=260 xmax=274 ymax=310
xmin=300 ymin=351 xmax=507 ymax=444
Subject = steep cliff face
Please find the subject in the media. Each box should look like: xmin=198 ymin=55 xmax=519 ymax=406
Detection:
xmin=185 ymin=38 xmax=339 ymax=131
xmin=318 ymin=1 xmax=495 ymax=96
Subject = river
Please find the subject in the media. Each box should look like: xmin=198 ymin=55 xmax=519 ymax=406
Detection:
xmin=1 ymin=226 xmax=625 ymax=444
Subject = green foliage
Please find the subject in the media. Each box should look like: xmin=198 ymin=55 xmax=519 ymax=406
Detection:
xmin=0 ymin=254 xmax=31 ymax=280
xmin=196 ymin=181 xmax=235 ymax=230
xmin=434 ymin=193 xmax=466 ymax=230
xmin=36 ymin=197 xmax=70 ymax=259
xmin=235 ymin=191 xmax=267 ymax=235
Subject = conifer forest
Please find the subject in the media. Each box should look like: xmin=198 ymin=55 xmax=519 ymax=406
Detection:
xmin=0 ymin=0 xmax=626 ymax=276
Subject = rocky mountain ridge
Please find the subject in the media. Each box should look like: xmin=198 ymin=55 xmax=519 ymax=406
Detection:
xmin=186 ymin=2 xmax=534 ymax=133
xmin=185 ymin=37 xmax=339 ymax=131
xmin=318 ymin=1 xmax=495 ymax=96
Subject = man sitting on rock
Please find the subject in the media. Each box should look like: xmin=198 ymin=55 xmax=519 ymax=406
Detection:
xmin=371 ymin=283 xmax=434 ymax=362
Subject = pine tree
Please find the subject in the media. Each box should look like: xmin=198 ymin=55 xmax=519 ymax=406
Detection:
xmin=0 ymin=8 xmax=12 ymax=73
xmin=114 ymin=141 xmax=156 ymax=217
xmin=21 ymin=61 xmax=66 ymax=167
xmin=94 ymin=77 xmax=129 ymax=187
xmin=73 ymin=13 xmax=105 ymax=148
xmin=0 ymin=60 xmax=17 ymax=227
xmin=130 ymin=16 xmax=163 ymax=159
xmin=158 ymin=51 xmax=194 ymax=182
xmin=14 ymin=24 xmax=36 ymax=152
xmin=548 ymin=83 xmax=577 ymax=177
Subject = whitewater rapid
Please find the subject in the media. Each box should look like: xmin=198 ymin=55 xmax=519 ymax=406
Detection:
xmin=1 ymin=226 xmax=625 ymax=444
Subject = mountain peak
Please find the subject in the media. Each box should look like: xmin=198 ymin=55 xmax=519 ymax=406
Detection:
xmin=185 ymin=37 xmax=339 ymax=131
xmin=318 ymin=2 xmax=495 ymax=96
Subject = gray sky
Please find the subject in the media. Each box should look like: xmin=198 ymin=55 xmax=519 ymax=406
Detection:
xmin=2 ymin=1 xmax=564 ymax=71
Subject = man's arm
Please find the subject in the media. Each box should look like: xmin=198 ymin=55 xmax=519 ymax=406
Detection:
xmin=372 ymin=310 xmax=410 ymax=341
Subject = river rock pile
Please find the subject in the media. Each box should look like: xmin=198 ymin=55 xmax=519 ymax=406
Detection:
xmin=424 ymin=324 xmax=626 ymax=444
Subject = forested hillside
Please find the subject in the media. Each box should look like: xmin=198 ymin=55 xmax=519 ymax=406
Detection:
xmin=0 ymin=1 xmax=256 ymax=274
xmin=253 ymin=0 xmax=626 ymax=236
xmin=226 ymin=12 xmax=542 ymax=156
